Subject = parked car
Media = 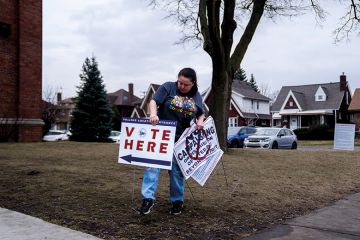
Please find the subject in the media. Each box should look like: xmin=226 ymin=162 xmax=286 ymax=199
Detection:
xmin=43 ymin=130 xmax=69 ymax=141
xmin=227 ymin=126 xmax=257 ymax=148
xmin=244 ymin=127 xmax=298 ymax=149
xmin=109 ymin=130 xmax=121 ymax=143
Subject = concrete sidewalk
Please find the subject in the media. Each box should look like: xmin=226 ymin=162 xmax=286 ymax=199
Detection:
xmin=0 ymin=208 xmax=102 ymax=240
xmin=244 ymin=192 xmax=360 ymax=240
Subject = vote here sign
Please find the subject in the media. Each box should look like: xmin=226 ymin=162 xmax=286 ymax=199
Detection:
xmin=118 ymin=117 xmax=177 ymax=170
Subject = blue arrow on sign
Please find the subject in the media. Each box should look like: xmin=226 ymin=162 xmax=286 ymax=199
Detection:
xmin=121 ymin=155 xmax=171 ymax=167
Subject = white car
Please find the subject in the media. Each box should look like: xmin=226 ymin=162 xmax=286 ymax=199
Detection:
xmin=109 ymin=131 xmax=121 ymax=143
xmin=43 ymin=130 xmax=69 ymax=141
xmin=244 ymin=128 xmax=298 ymax=149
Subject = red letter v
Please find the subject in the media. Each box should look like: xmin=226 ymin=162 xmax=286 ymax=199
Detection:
xmin=125 ymin=127 xmax=135 ymax=137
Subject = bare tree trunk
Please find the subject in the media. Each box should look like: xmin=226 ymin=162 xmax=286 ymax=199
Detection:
xmin=208 ymin=59 xmax=232 ymax=151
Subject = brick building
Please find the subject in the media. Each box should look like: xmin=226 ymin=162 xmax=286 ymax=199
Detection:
xmin=0 ymin=0 xmax=43 ymax=141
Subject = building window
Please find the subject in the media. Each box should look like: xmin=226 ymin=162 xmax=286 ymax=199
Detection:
xmin=257 ymin=101 xmax=259 ymax=110
xmin=251 ymin=100 xmax=254 ymax=109
xmin=318 ymin=95 xmax=323 ymax=100
xmin=289 ymin=101 xmax=293 ymax=107
xmin=229 ymin=117 xmax=238 ymax=127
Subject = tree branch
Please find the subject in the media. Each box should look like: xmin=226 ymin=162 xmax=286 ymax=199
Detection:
xmin=230 ymin=0 xmax=266 ymax=71
xmin=334 ymin=0 xmax=360 ymax=42
xmin=199 ymin=0 xmax=213 ymax=55
xmin=221 ymin=0 xmax=237 ymax=61
xmin=207 ymin=0 xmax=223 ymax=59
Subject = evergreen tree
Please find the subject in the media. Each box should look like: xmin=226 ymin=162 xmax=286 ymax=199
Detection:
xmin=249 ymin=74 xmax=260 ymax=93
xmin=111 ymin=105 xmax=121 ymax=131
xmin=234 ymin=68 xmax=247 ymax=82
xmin=70 ymin=56 xmax=114 ymax=141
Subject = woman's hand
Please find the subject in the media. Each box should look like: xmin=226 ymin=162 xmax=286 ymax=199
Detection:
xmin=196 ymin=117 xmax=205 ymax=130
xmin=149 ymin=114 xmax=159 ymax=125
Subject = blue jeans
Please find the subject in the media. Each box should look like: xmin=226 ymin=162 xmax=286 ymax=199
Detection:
xmin=141 ymin=155 xmax=184 ymax=202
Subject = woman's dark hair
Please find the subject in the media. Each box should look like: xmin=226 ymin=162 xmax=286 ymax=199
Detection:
xmin=177 ymin=67 xmax=198 ymax=96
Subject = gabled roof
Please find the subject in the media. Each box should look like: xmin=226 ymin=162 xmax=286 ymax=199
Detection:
xmin=271 ymin=82 xmax=345 ymax=112
xmin=139 ymin=83 xmax=161 ymax=110
xmin=232 ymin=81 xmax=271 ymax=101
xmin=107 ymin=89 xmax=141 ymax=106
xmin=132 ymin=107 xmax=147 ymax=118
xmin=292 ymin=91 xmax=306 ymax=109
xmin=202 ymin=81 xmax=271 ymax=103
xmin=133 ymin=98 xmax=143 ymax=106
xmin=349 ymin=88 xmax=360 ymax=111
xmin=152 ymin=84 xmax=161 ymax=91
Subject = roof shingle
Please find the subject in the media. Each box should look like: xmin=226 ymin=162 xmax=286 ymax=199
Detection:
xmin=232 ymin=81 xmax=271 ymax=101
xmin=349 ymin=88 xmax=360 ymax=111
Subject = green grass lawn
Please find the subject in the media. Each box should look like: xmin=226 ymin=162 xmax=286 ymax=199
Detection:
xmin=0 ymin=142 xmax=360 ymax=239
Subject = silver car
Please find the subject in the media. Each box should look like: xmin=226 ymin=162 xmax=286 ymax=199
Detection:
xmin=244 ymin=128 xmax=298 ymax=149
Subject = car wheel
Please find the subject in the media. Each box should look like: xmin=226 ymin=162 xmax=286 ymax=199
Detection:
xmin=229 ymin=141 xmax=239 ymax=148
xmin=272 ymin=141 xmax=278 ymax=149
xmin=291 ymin=142 xmax=297 ymax=149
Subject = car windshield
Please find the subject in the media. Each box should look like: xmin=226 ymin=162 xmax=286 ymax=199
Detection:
xmin=110 ymin=131 xmax=120 ymax=136
xmin=228 ymin=127 xmax=241 ymax=136
xmin=46 ymin=131 xmax=63 ymax=136
xmin=253 ymin=128 xmax=279 ymax=136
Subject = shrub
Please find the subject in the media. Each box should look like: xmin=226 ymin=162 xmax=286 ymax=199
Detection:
xmin=294 ymin=125 xmax=334 ymax=140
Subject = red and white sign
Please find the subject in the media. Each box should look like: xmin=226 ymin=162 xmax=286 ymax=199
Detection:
xmin=118 ymin=117 xmax=176 ymax=170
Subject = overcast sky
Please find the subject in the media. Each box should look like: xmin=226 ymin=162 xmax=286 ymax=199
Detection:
xmin=43 ymin=0 xmax=360 ymax=100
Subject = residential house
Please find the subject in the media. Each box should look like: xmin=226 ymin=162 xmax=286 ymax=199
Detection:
xmin=349 ymin=88 xmax=360 ymax=130
xmin=52 ymin=83 xmax=140 ymax=131
xmin=131 ymin=83 xmax=160 ymax=118
xmin=202 ymin=81 xmax=272 ymax=127
xmin=53 ymin=96 xmax=76 ymax=131
xmin=108 ymin=83 xmax=141 ymax=119
xmin=271 ymin=74 xmax=352 ymax=129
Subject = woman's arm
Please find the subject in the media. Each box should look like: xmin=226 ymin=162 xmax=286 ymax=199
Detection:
xmin=149 ymin=99 xmax=159 ymax=125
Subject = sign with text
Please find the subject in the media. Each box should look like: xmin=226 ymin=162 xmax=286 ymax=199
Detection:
xmin=174 ymin=116 xmax=222 ymax=180
xmin=118 ymin=117 xmax=177 ymax=170
xmin=191 ymin=149 xmax=223 ymax=186
xmin=333 ymin=123 xmax=355 ymax=150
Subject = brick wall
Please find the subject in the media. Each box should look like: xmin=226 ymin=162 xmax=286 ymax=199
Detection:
xmin=0 ymin=1 xmax=18 ymax=117
xmin=0 ymin=0 xmax=43 ymax=142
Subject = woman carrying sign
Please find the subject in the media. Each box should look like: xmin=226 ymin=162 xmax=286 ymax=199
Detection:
xmin=139 ymin=68 xmax=205 ymax=215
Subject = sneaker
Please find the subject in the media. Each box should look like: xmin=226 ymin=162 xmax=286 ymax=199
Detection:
xmin=170 ymin=200 xmax=183 ymax=215
xmin=139 ymin=198 xmax=154 ymax=215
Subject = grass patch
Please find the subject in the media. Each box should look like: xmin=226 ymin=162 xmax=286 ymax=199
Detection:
xmin=1 ymin=142 xmax=360 ymax=239
xmin=299 ymin=139 xmax=360 ymax=146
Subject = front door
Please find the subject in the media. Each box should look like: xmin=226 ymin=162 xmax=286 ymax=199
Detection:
xmin=290 ymin=116 xmax=298 ymax=130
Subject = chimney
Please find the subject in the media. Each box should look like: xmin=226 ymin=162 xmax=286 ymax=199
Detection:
xmin=57 ymin=92 xmax=62 ymax=103
xmin=340 ymin=72 xmax=347 ymax=91
xmin=128 ymin=83 xmax=134 ymax=103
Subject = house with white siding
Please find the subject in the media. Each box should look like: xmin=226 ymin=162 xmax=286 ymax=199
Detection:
xmin=202 ymin=81 xmax=271 ymax=127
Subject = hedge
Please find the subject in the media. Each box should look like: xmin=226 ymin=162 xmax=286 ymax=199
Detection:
xmin=293 ymin=125 xmax=334 ymax=140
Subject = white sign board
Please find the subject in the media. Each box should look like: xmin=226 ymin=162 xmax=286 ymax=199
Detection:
xmin=191 ymin=149 xmax=223 ymax=186
xmin=118 ymin=117 xmax=177 ymax=170
xmin=333 ymin=123 xmax=355 ymax=150
xmin=174 ymin=116 xmax=222 ymax=182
